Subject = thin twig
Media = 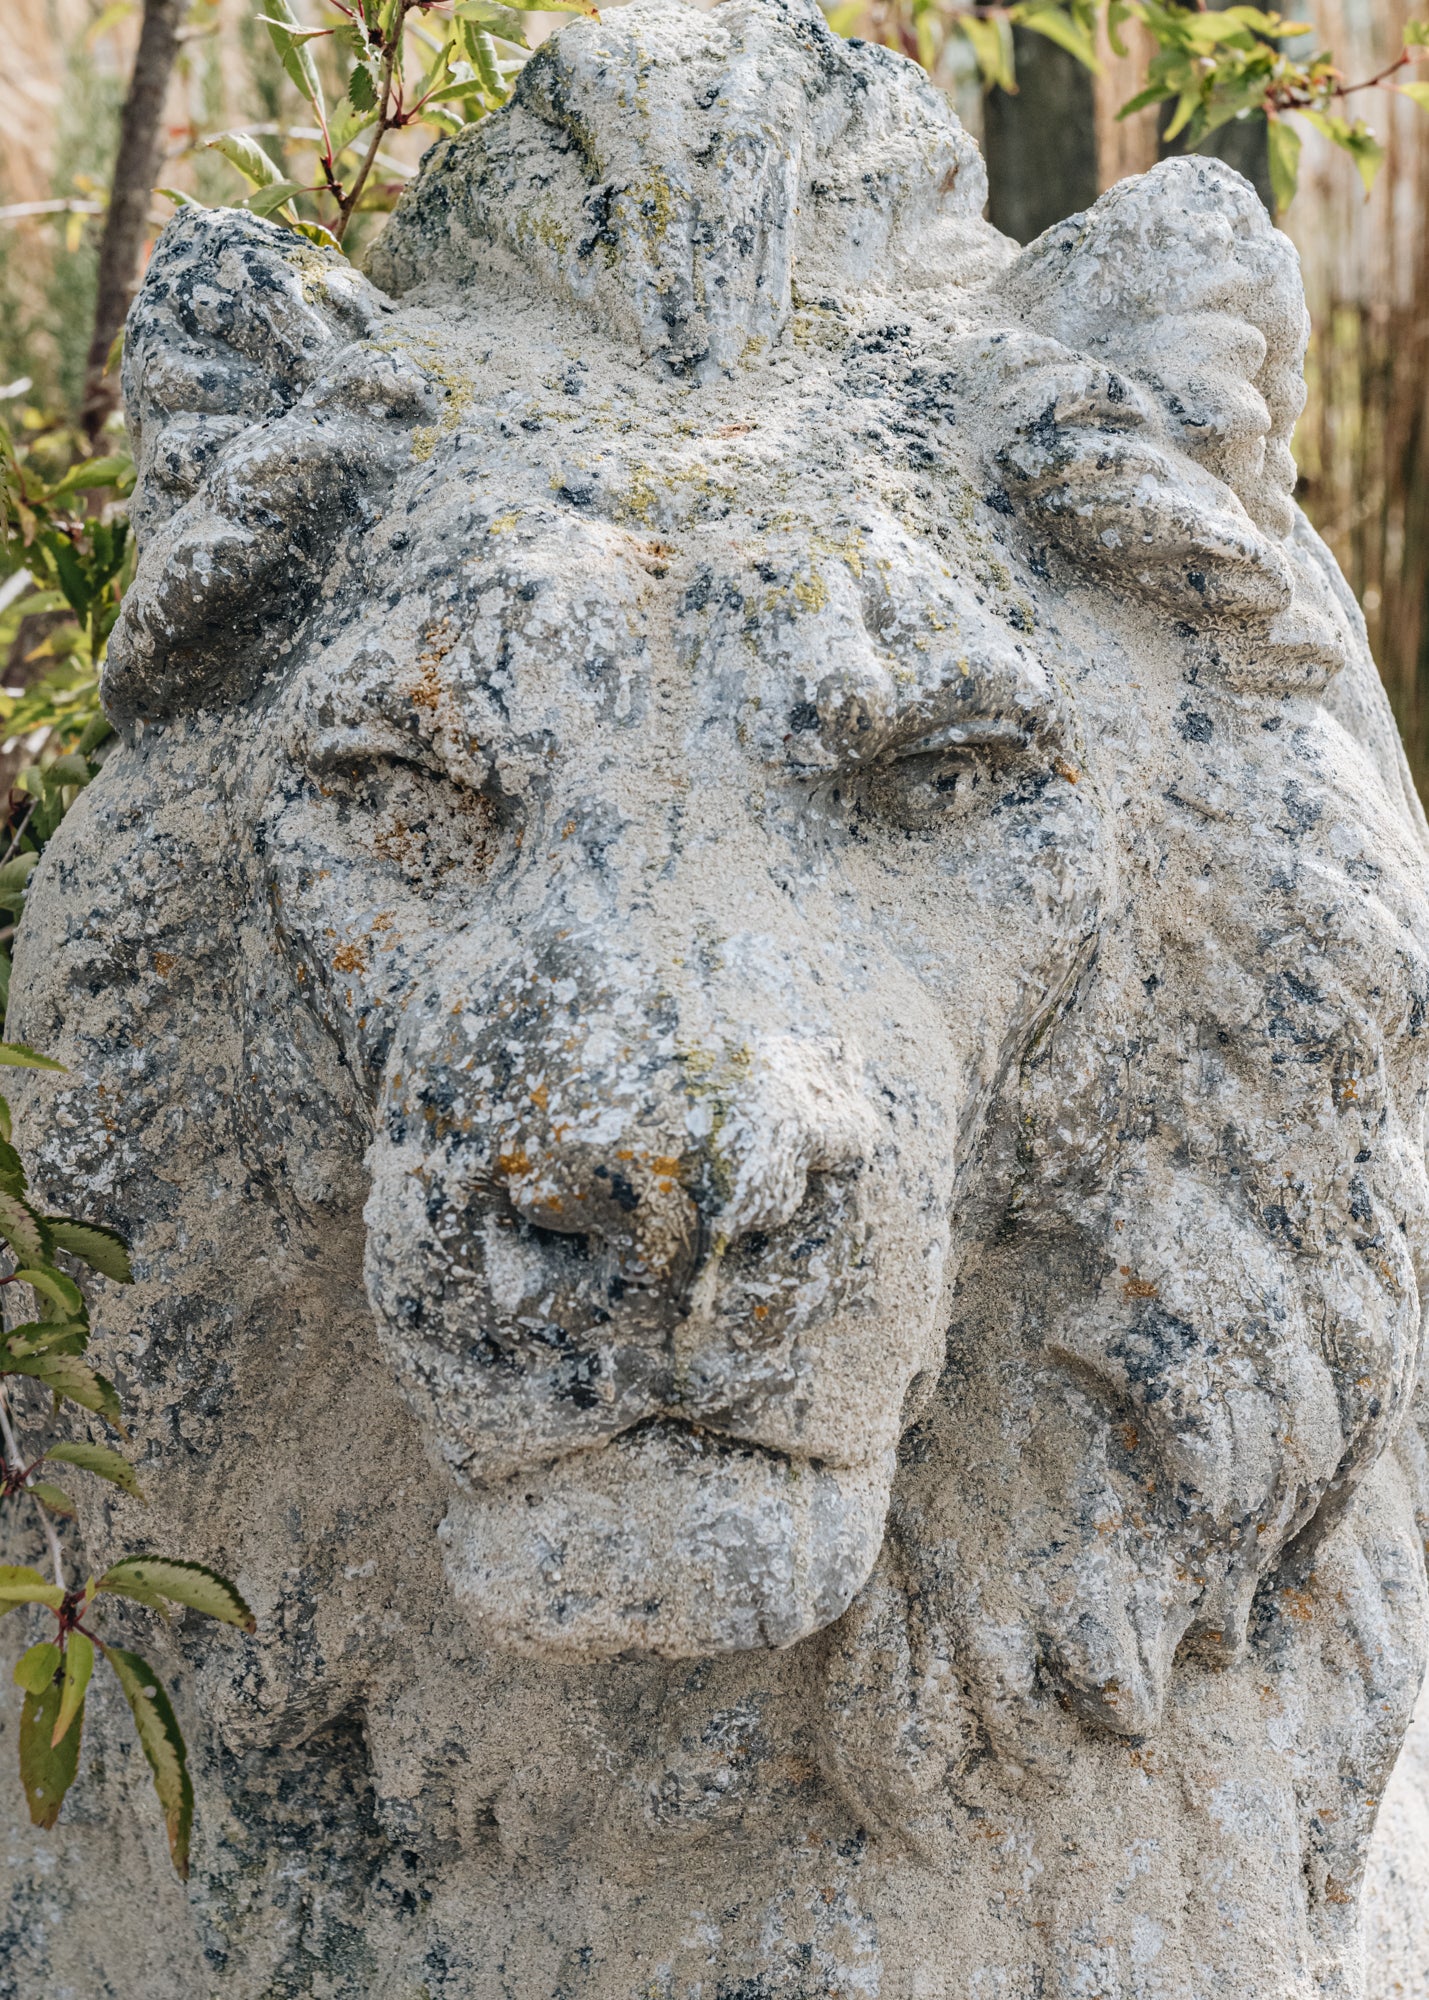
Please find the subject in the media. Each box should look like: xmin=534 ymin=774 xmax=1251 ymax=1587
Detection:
xmin=0 ymin=1382 xmax=66 ymax=1589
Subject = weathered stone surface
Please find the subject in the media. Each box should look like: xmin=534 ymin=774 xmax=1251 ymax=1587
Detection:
xmin=4 ymin=0 xmax=1429 ymax=1992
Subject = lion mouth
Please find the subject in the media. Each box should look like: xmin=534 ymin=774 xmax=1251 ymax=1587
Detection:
xmin=437 ymin=1414 xmax=896 ymax=1659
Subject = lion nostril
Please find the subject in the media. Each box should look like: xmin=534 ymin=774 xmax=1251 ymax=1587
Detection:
xmin=518 ymin=1218 xmax=591 ymax=1262
xmin=592 ymin=1164 xmax=642 ymax=1213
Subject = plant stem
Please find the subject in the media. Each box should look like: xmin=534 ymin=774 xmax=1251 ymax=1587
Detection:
xmin=0 ymin=1382 xmax=65 ymax=1589
xmin=335 ymin=4 xmax=408 ymax=242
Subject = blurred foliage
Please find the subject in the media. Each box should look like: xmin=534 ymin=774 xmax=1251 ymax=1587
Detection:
xmin=825 ymin=3 xmax=1429 ymax=212
xmin=0 ymin=404 xmax=126 ymax=1025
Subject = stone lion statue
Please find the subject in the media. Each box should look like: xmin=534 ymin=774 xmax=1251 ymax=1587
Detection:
xmin=5 ymin=0 xmax=1429 ymax=1992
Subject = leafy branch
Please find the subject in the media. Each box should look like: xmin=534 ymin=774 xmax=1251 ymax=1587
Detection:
xmin=196 ymin=0 xmax=601 ymax=249
xmin=0 ymin=1041 xmax=253 ymax=1877
xmin=826 ymin=2 xmax=1429 ymax=212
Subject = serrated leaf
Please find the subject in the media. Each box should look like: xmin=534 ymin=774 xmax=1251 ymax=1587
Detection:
xmin=1267 ymin=118 xmax=1302 ymax=214
xmin=464 ymin=26 xmax=504 ymax=98
xmin=0 ymin=1136 xmax=27 ymax=1196
xmin=100 ymin=1558 xmax=256 ymax=1632
xmin=19 ymin=1676 xmax=82 ymax=1828
xmin=348 ymin=61 xmax=377 ymax=111
xmin=3 ymin=1319 xmax=89 ymax=1360
xmin=0 ymin=1041 xmax=65 ymax=1072
xmin=45 ymin=1441 xmax=143 ymax=1499
xmin=26 ymin=1480 xmax=77 ymax=1519
xmin=204 ymin=131 xmax=285 ymax=191
xmin=13 ymin=1266 xmax=86 ymax=1320
xmin=101 ymin=1645 xmax=193 ymax=1877
xmin=53 ymin=1631 xmax=93 ymax=1748
xmin=1 ymin=1353 xmax=122 ymax=1428
xmin=46 ymin=1219 xmax=133 ymax=1284
xmin=0 ymin=1192 xmax=53 ymax=1264
xmin=14 ymin=1640 xmax=61 ymax=1694
xmin=96 ymin=1573 xmax=170 ymax=1617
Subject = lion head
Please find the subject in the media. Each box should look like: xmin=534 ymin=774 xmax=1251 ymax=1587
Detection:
xmin=11 ymin=0 xmax=1429 ymax=1988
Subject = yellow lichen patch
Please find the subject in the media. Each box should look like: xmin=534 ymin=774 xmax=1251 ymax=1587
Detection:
xmin=333 ymin=941 xmax=368 ymax=974
xmin=489 ymin=510 xmax=522 ymax=536
xmin=408 ymin=346 xmax=476 ymax=462
xmin=791 ymin=569 xmax=829 ymax=615
xmin=152 ymin=951 xmax=178 ymax=978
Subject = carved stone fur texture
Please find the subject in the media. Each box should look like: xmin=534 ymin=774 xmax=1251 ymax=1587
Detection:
xmin=4 ymin=1 xmax=1429 ymax=1993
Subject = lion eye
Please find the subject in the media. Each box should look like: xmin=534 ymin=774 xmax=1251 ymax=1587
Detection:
xmin=312 ymin=751 xmax=499 ymax=892
xmin=864 ymin=717 xmax=1035 ymax=830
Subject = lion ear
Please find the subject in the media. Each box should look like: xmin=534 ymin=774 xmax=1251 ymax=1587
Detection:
xmin=122 ymin=207 xmax=392 ymax=542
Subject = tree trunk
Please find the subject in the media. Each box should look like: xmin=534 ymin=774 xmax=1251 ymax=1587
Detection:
xmin=982 ymin=26 xmax=1098 ymax=245
xmin=80 ymin=0 xmax=184 ymax=443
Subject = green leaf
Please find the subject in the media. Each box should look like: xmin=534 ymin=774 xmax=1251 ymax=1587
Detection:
xmin=0 ymin=1136 xmax=27 ymax=1196
xmin=26 ymin=1481 xmax=77 ymax=1520
xmin=0 ymin=1041 xmax=65 ymax=1072
xmin=0 ymin=1566 xmax=65 ymax=1611
xmin=3 ymin=1319 xmax=89 ymax=1360
xmin=1405 ymin=22 xmax=1429 ymax=48
xmin=13 ymin=1266 xmax=87 ymax=1320
xmin=204 ymin=131 xmax=286 ymax=191
xmin=464 ymin=26 xmax=505 ymax=98
xmin=53 ymin=1630 xmax=93 ymax=1748
xmin=0 ymin=1094 xmax=11 ymax=1145
xmin=1011 ymin=2 xmax=1100 ymax=72
xmin=452 ymin=0 xmax=530 ymax=46
xmin=1400 ymin=81 xmax=1429 ymax=109
xmin=45 ymin=1440 xmax=144 ymax=1500
xmin=101 ymin=1645 xmax=193 ymax=1877
xmin=45 ymin=456 xmax=133 ymax=503
xmin=1 ymin=1353 xmax=122 ymax=1429
xmin=100 ymin=1558 xmax=256 ymax=1632
xmin=245 ymin=180 xmax=307 ymax=219
xmin=958 ymin=12 xmax=1017 ymax=93
xmin=19 ymin=1676 xmax=83 ymax=1828
xmin=348 ymin=61 xmax=377 ymax=111
xmin=261 ymin=0 xmax=326 ymax=114
xmin=0 ymin=1191 xmax=54 ymax=1264
xmin=47 ymin=1218 xmax=133 ymax=1284
xmin=14 ymin=1640 xmax=61 ymax=1695
xmin=96 ymin=1572 xmax=170 ymax=1617
xmin=289 ymin=218 xmax=343 ymax=251
xmin=1267 ymin=117 xmax=1302 ymax=213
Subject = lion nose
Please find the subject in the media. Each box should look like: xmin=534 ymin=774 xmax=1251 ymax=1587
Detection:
xmin=479 ymin=1035 xmax=876 ymax=1303
xmin=500 ymin=1136 xmax=702 ymax=1284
